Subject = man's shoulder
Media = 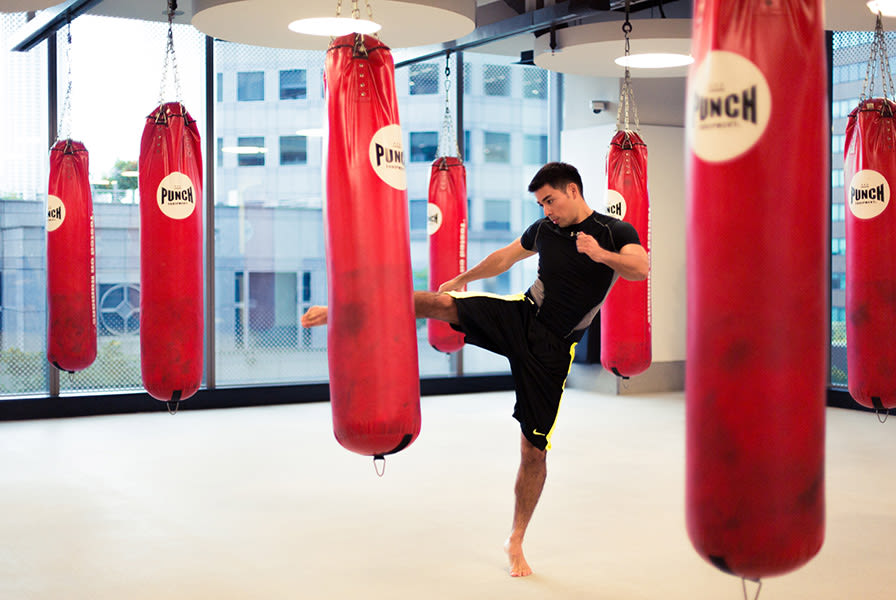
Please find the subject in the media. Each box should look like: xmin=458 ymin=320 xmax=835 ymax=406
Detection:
xmin=583 ymin=211 xmax=627 ymax=231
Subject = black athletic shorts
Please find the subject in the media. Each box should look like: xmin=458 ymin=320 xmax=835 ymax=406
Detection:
xmin=446 ymin=291 xmax=577 ymax=451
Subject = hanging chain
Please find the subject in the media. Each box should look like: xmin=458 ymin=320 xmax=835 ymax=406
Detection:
xmin=58 ymin=18 xmax=74 ymax=141
xmin=158 ymin=0 xmax=183 ymax=106
xmin=615 ymin=1 xmax=640 ymax=133
xmin=335 ymin=0 xmax=341 ymax=16
xmin=438 ymin=53 xmax=460 ymax=159
xmin=862 ymin=13 xmax=895 ymax=102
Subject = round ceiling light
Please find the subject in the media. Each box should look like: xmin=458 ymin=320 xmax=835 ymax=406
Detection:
xmin=615 ymin=52 xmax=694 ymax=69
xmin=867 ymin=0 xmax=896 ymax=17
xmin=288 ymin=16 xmax=381 ymax=37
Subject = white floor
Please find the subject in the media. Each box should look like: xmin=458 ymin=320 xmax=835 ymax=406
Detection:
xmin=0 ymin=389 xmax=893 ymax=599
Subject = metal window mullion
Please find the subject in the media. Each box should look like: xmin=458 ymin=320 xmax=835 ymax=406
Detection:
xmin=204 ymin=35 xmax=216 ymax=391
xmin=455 ymin=50 xmax=464 ymax=378
xmin=47 ymin=32 xmax=60 ymax=398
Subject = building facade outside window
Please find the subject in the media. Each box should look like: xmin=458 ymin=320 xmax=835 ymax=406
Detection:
xmin=279 ymin=69 xmax=307 ymax=100
xmin=409 ymin=131 xmax=438 ymax=162
xmin=238 ymin=136 xmax=266 ymax=166
xmin=279 ymin=135 xmax=307 ymax=165
xmin=237 ymin=71 xmax=264 ymax=101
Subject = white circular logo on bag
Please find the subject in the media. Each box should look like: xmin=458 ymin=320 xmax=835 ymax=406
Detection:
xmin=156 ymin=172 xmax=196 ymax=220
xmin=47 ymin=195 xmax=65 ymax=232
xmin=688 ymin=51 xmax=772 ymax=162
xmin=605 ymin=189 xmax=626 ymax=220
xmin=849 ymin=169 xmax=890 ymax=220
xmin=427 ymin=202 xmax=443 ymax=235
xmin=368 ymin=124 xmax=407 ymax=190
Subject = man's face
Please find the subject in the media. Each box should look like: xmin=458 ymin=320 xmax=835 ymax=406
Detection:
xmin=533 ymin=182 xmax=577 ymax=228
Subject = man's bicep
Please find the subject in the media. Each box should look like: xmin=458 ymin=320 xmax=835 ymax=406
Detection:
xmin=619 ymin=243 xmax=647 ymax=258
xmin=499 ymin=238 xmax=537 ymax=264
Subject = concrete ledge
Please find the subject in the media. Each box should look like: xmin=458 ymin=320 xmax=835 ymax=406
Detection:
xmin=567 ymin=360 xmax=685 ymax=394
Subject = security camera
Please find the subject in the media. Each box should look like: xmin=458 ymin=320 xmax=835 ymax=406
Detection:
xmin=592 ymin=100 xmax=609 ymax=114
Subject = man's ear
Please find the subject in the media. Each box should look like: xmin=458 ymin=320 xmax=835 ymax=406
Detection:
xmin=567 ymin=182 xmax=579 ymax=199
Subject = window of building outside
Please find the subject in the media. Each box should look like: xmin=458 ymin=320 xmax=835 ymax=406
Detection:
xmin=237 ymin=136 xmax=266 ymax=166
xmin=279 ymin=135 xmax=307 ymax=165
xmin=237 ymin=71 xmax=264 ymax=101
xmin=483 ymin=64 xmax=510 ymax=96
xmin=522 ymin=67 xmax=547 ymax=99
xmin=409 ymin=62 xmax=439 ymax=95
xmin=216 ymin=72 xmax=223 ymax=101
xmin=483 ymin=131 xmax=511 ymax=163
xmin=409 ymin=131 xmax=438 ymax=162
xmin=279 ymin=69 xmax=307 ymax=100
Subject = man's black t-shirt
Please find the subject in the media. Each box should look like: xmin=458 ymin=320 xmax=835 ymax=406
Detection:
xmin=520 ymin=211 xmax=641 ymax=341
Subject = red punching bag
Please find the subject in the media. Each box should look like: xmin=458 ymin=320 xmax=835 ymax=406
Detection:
xmin=685 ymin=0 xmax=826 ymax=580
xmin=138 ymin=102 xmax=203 ymax=405
xmin=47 ymin=140 xmax=97 ymax=373
xmin=427 ymin=156 xmax=467 ymax=353
xmin=600 ymin=130 xmax=650 ymax=377
xmin=844 ymin=20 xmax=896 ymax=413
xmin=324 ymin=34 xmax=421 ymax=457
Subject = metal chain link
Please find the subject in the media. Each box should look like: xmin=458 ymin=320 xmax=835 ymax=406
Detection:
xmin=57 ymin=19 xmax=74 ymax=141
xmin=862 ymin=13 xmax=895 ymax=102
xmin=438 ymin=53 xmax=460 ymax=158
xmin=158 ymin=1 xmax=183 ymax=106
xmin=615 ymin=7 xmax=640 ymax=133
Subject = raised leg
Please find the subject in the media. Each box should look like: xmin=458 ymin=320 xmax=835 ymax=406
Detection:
xmin=504 ymin=433 xmax=547 ymax=577
xmin=300 ymin=291 xmax=459 ymax=328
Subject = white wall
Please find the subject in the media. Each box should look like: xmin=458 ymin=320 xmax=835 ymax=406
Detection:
xmin=561 ymin=123 xmax=687 ymax=364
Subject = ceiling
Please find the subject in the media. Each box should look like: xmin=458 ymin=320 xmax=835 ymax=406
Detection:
xmin=7 ymin=0 xmax=896 ymax=70
xmin=69 ymin=0 xmax=896 ymax=34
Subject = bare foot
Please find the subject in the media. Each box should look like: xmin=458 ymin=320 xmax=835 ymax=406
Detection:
xmin=300 ymin=305 xmax=329 ymax=328
xmin=504 ymin=538 xmax=533 ymax=577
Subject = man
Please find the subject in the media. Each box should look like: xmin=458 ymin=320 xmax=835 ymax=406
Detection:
xmin=301 ymin=161 xmax=648 ymax=577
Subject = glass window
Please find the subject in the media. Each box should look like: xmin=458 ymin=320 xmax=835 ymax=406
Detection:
xmin=463 ymin=129 xmax=472 ymax=162
xmin=280 ymin=69 xmax=307 ymax=100
xmin=463 ymin=62 xmax=472 ymax=95
xmin=238 ymin=136 xmax=266 ymax=166
xmin=215 ymin=42 xmax=326 ymax=384
xmin=409 ymin=198 xmax=427 ymax=230
xmin=410 ymin=131 xmax=438 ymax=162
xmin=409 ymin=62 xmax=439 ymax=95
xmin=483 ymin=64 xmax=510 ymax=96
xmin=524 ymin=134 xmax=547 ymax=165
xmin=522 ymin=67 xmax=547 ymax=99
xmin=238 ymin=71 xmax=264 ymax=101
xmin=216 ymin=72 xmax=223 ymax=102
xmin=483 ymin=131 xmax=510 ymax=163
xmin=279 ymin=135 xmax=307 ymax=165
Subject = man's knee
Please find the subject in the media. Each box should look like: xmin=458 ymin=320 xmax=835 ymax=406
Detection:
xmin=414 ymin=291 xmax=458 ymax=323
xmin=520 ymin=434 xmax=547 ymax=462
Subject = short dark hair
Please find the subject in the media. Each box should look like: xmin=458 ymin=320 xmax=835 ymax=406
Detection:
xmin=527 ymin=162 xmax=584 ymax=196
